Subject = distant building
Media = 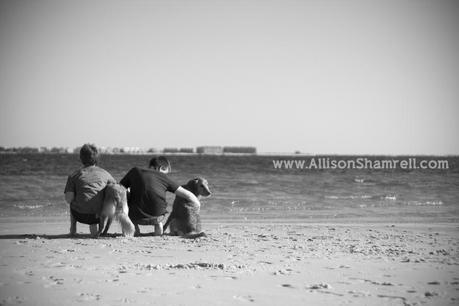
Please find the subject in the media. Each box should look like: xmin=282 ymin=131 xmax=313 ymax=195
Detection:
xmin=99 ymin=147 xmax=117 ymax=154
xmin=223 ymin=146 xmax=257 ymax=154
xmin=21 ymin=147 xmax=40 ymax=153
xmin=50 ymin=147 xmax=71 ymax=154
xmin=179 ymin=148 xmax=194 ymax=153
xmin=120 ymin=147 xmax=146 ymax=154
xmin=163 ymin=148 xmax=179 ymax=153
xmin=196 ymin=146 xmax=223 ymax=155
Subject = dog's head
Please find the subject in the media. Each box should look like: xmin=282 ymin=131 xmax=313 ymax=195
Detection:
xmin=184 ymin=177 xmax=211 ymax=198
xmin=104 ymin=183 xmax=128 ymax=211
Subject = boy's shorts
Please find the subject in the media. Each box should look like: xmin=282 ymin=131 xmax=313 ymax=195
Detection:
xmin=71 ymin=209 xmax=100 ymax=225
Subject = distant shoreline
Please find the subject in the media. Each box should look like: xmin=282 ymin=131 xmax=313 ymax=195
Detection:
xmin=1 ymin=152 xmax=458 ymax=157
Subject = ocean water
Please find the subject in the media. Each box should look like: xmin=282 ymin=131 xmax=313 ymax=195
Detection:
xmin=0 ymin=154 xmax=458 ymax=222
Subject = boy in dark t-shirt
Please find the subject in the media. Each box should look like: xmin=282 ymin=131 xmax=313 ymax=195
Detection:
xmin=120 ymin=156 xmax=200 ymax=236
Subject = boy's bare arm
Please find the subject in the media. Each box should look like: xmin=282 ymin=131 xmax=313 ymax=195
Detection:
xmin=64 ymin=192 xmax=74 ymax=204
xmin=174 ymin=187 xmax=201 ymax=207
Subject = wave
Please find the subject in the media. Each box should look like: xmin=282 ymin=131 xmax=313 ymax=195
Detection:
xmin=353 ymin=177 xmax=377 ymax=185
xmin=325 ymin=194 xmax=397 ymax=201
xmin=404 ymin=200 xmax=443 ymax=206
xmin=13 ymin=203 xmax=52 ymax=210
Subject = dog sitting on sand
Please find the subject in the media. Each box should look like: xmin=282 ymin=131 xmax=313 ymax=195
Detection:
xmin=163 ymin=177 xmax=211 ymax=238
xmin=98 ymin=183 xmax=135 ymax=237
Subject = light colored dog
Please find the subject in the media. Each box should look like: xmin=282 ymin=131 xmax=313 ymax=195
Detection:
xmin=98 ymin=183 xmax=135 ymax=237
xmin=163 ymin=177 xmax=211 ymax=238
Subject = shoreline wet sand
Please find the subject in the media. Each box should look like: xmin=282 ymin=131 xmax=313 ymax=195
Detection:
xmin=0 ymin=218 xmax=458 ymax=306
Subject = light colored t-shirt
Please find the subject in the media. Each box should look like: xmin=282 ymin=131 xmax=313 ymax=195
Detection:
xmin=64 ymin=166 xmax=116 ymax=214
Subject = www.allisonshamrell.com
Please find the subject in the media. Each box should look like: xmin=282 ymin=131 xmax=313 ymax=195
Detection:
xmin=272 ymin=157 xmax=449 ymax=170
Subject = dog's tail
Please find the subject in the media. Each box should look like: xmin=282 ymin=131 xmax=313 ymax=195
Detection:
xmin=118 ymin=214 xmax=135 ymax=237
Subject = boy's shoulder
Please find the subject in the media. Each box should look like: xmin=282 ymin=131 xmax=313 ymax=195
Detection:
xmin=68 ymin=168 xmax=83 ymax=179
xmin=93 ymin=165 xmax=111 ymax=174
xmin=92 ymin=166 xmax=115 ymax=180
xmin=126 ymin=166 xmax=143 ymax=176
xmin=69 ymin=166 xmax=113 ymax=180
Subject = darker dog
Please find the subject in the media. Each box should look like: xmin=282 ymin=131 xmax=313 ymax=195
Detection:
xmin=163 ymin=177 xmax=211 ymax=237
xmin=98 ymin=183 xmax=135 ymax=237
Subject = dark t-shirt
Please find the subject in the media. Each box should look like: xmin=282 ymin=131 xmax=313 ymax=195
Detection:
xmin=119 ymin=167 xmax=180 ymax=220
xmin=64 ymin=166 xmax=116 ymax=214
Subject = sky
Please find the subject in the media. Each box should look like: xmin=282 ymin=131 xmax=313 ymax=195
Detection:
xmin=0 ymin=0 xmax=458 ymax=154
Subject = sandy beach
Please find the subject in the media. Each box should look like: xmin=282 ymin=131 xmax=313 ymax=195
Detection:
xmin=0 ymin=218 xmax=458 ymax=306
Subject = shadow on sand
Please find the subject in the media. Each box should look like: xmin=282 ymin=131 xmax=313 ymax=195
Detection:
xmin=0 ymin=232 xmax=200 ymax=239
xmin=0 ymin=233 xmax=128 ymax=240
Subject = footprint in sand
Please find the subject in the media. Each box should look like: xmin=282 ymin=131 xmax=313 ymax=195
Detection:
xmin=425 ymin=291 xmax=439 ymax=298
xmin=137 ymin=287 xmax=153 ymax=294
xmin=226 ymin=276 xmax=238 ymax=280
xmin=348 ymin=290 xmax=371 ymax=297
xmin=233 ymin=295 xmax=255 ymax=302
xmin=43 ymin=275 xmax=64 ymax=288
xmin=1 ymin=296 xmax=26 ymax=304
xmin=307 ymin=283 xmax=331 ymax=290
xmin=105 ymin=278 xmax=120 ymax=283
xmin=16 ymin=280 xmax=32 ymax=285
xmin=77 ymin=293 xmax=101 ymax=302
xmin=273 ymin=269 xmax=292 ymax=276
xmin=51 ymin=262 xmax=67 ymax=268
xmin=118 ymin=297 xmax=134 ymax=303
xmin=427 ymin=281 xmax=441 ymax=285
xmin=377 ymin=294 xmax=408 ymax=304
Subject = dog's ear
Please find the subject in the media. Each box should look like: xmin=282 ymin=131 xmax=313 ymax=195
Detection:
xmin=184 ymin=178 xmax=199 ymax=195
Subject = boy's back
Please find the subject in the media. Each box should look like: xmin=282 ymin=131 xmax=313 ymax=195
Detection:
xmin=120 ymin=167 xmax=179 ymax=220
xmin=65 ymin=166 xmax=115 ymax=214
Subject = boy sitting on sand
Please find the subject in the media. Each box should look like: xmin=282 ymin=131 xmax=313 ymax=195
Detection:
xmin=120 ymin=156 xmax=200 ymax=236
xmin=64 ymin=144 xmax=116 ymax=236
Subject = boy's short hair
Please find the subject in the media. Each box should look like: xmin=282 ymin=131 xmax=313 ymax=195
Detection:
xmin=149 ymin=156 xmax=171 ymax=171
xmin=80 ymin=144 xmax=99 ymax=166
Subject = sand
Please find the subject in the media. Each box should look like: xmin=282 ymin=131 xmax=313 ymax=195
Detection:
xmin=0 ymin=218 xmax=458 ymax=306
